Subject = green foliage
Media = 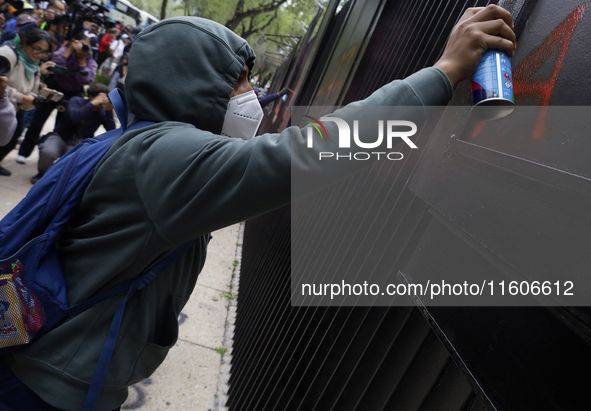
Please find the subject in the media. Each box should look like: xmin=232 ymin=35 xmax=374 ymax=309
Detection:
xmin=220 ymin=291 xmax=236 ymax=301
xmin=93 ymin=74 xmax=110 ymax=86
xmin=127 ymin=0 xmax=161 ymax=19
xmin=214 ymin=346 xmax=228 ymax=357
xmin=136 ymin=0 xmax=328 ymax=78
xmin=239 ymin=0 xmax=328 ymax=78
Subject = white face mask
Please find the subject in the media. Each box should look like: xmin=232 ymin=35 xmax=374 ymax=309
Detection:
xmin=221 ymin=90 xmax=264 ymax=141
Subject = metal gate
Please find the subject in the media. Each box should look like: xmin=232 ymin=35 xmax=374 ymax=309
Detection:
xmin=229 ymin=0 xmax=591 ymax=410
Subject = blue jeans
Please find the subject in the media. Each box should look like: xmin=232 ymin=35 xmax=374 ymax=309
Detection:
xmin=108 ymin=70 xmax=122 ymax=91
xmin=21 ymin=108 xmax=36 ymax=130
xmin=0 ymin=358 xmax=121 ymax=411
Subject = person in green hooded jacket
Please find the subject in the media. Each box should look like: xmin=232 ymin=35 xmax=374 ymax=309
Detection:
xmin=0 ymin=5 xmax=516 ymax=411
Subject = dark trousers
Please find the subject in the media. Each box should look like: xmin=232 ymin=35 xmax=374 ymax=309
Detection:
xmin=17 ymin=100 xmax=63 ymax=159
xmin=97 ymin=51 xmax=110 ymax=69
xmin=0 ymin=358 xmax=121 ymax=411
xmin=0 ymin=110 xmax=25 ymax=166
xmin=18 ymin=84 xmax=83 ymax=159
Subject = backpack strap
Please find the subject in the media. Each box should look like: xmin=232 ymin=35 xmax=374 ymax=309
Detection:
xmin=108 ymin=88 xmax=128 ymax=131
xmin=80 ymin=240 xmax=195 ymax=411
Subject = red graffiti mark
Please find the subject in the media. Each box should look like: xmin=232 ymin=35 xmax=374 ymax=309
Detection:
xmin=514 ymin=3 xmax=586 ymax=139
xmin=471 ymin=3 xmax=586 ymax=140
xmin=514 ymin=3 xmax=585 ymax=104
xmin=472 ymin=121 xmax=487 ymax=138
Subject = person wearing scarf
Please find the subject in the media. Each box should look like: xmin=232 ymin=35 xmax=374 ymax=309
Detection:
xmin=13 ymin=34 xmax=40 ymax=81
xmin=17 ymin=30 xmax=97 ymax=163
xmin=0 ymin=27 xmax=57 ymax=176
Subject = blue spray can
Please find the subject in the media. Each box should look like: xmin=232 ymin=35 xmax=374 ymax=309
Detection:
xmin=470 ymin=49 xmax=515 ymax=121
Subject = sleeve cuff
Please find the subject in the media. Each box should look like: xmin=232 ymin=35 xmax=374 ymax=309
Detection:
xmin=403 ymin=67 xmax=454 ymax=106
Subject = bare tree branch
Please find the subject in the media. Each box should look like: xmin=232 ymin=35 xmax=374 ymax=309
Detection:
xmin=239 ymin=9 xmax=278 ymax=39
xmin=225 ymin=0 xmax=288 ymax=31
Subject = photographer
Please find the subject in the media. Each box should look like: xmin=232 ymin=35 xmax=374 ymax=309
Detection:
xmin=0 ymin=27 xmax=56 ymax=176
xmin=0 ymin=12 xmax=36 ymax=44
xmin=44 ymin=0 xmax=66 ymax=23
xmin=32 ymin=83 xmax=114 ymax=183
xmin=0 ymin=73 xmax=17 ymax=145
xmin=0 ymin=0 xmax=15 ymax=27
xmin=17 ymin=30 xmax=97 ymax=163
xmin=44 ymin=15 xmax=66 ymax=46
xmin=1 ymin=1 xmax=34 ymax=33
xmin=83 ymin=20 xmax=99 ymax=60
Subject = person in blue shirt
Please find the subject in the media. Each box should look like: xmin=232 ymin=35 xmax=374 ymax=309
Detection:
xmin=0 ymin=13 xmax=37 ymax=44
xmin=254 ymin=86 xmax=290 ymax=107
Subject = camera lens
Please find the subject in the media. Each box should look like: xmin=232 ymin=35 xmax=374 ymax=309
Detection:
xmin=0 ymin=56 xmax=11 ymax=76
xmin=81 ymin=43 xmax=90 ymax=53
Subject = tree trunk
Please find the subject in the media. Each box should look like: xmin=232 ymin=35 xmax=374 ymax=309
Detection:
xmin=160 ymin=0 xmax=168 ymax=20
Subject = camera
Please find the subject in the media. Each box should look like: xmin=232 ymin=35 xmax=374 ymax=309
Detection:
xmin=81 ymin=43 xmax=90 ymax=53
xmin=48 ymin=65 xmax=68 ymax=75
xmin=49 ymin=12 xmax=70 ymax=25
xmin=38 ymin=87 xmax=64 ymax=102
xmin=0 ymin=56 xmax=11 ymax=76
xmin=67 ymin=0 xmax=110 ymax=26
xmin=63 ymin=0 xmax=111 ymax=39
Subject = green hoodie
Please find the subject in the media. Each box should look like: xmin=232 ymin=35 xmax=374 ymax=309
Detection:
xmin=6 ymin=17 xmax=453 ymax=411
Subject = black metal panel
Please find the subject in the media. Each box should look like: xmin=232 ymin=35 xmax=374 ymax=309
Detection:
xmin=343 ymin=0 xmax=496 ymax=104
xmin=294 ymin=0 xmax=354 ymax=107
xmin=229 ymin=1 xmax=591 ymax=411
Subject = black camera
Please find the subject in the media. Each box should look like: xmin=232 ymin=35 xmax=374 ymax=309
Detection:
xmin=0 ymin=56 xmax=11 ymax=76
xmin=63 ymin=0 xmax=111 ymax=39
xmin=67 ymin=0 xmax=109 ymax=25
xmin=49 ymin=12 xmax=70 ymax=25
xmin=81 ymin=43 xmax=90 ymax=53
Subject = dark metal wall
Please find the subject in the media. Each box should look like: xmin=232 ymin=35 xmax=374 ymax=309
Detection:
xmin=229 ymin=0 xmax=591 ymax=410
xmin=230 ymin=207 xmax=489 ymax=411
xmin=343 ymin=0 xmax=491 ymax=104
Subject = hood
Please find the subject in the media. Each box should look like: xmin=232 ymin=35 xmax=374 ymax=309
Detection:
xmin=125 ymin=17 xmax=255 ymax=134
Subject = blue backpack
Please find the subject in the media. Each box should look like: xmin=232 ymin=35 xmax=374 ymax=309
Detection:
xmin=0 ymin=89 xmax=193 ymax=410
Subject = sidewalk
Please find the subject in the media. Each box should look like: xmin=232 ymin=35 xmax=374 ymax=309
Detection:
xmin=0 ymin=115 xmax=239 ymax=411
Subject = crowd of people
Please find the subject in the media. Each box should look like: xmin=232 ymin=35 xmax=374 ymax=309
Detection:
xmin=0 ymin=0 xmax=136 ymax=182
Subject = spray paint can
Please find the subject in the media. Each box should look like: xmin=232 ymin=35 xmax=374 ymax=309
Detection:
xmin=470 ymin=49 xmax=515 ymax=121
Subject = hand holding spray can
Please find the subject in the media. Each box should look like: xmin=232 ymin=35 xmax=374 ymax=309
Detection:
xmin=470 ymin=49 xmax=515 ymax=121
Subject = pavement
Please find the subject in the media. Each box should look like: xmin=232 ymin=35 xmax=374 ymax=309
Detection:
xmin=0 ymin=110 xmax=239 ymax=411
